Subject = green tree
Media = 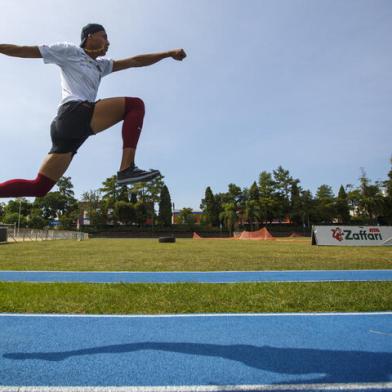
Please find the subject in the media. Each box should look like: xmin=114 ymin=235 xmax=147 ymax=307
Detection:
xmin=227 ymin=183 xmax=242 ymax=206
xmin=100 ymin=176 xmax=128 ymax=208
xmin=57 ymin=176 xmax=75 ymax=199
xmin=219 ymin=202 xmax=237 ymax=236
xmin=2 ymin=199 xmax=30 ymax=229
xmin=0 ymin=203 xmax=4 ymax=220
xmin=158 ymin=185 xmax=172 ymax=226
xmin=273 ymin=166 xmax=295 ymax=222
xmin=28 ymin=210 xmax=49 ymax=229
xmin=33 ymin=192 xmax=67 ymax=221
xmin=249 ymin=181 xmax=260 ymax=201
xmin=178 ymin=207 xmax=195 ymax=225
xmin=314 ymin=185 xmax=336 ymax=223
xmin=59 ymin=209 xmax=80 ymax=230
xmin=242 ymin=182 xmax=261 ymax=229
xmin=300 ymin=190 xmax=314 ymax=228
xmin=81 ymin=190 xmax=107 ymax=228
xmin=249 ymin=181 xmax=260 ymax=221
xmin=243 ymin=199 xmax=260 ymax=230
xmin=134 ymin=201 xmax=149 ymax=227
xmin=2 ymin=198 xmax=32 ymax=228
xmin=130 ymin=192 xmax=138 ymax=204
xmin=258 ymin=171 xmax=276 ymax=224
xmin=128 ymin=175 xmax=165 ymax=204
xmin=336 ymin=185 xmax=351 ymax=224
xmin=56 ymin=177 xmax=78 ymax=229
xmin=1 ymin=212 xmax=27 ymax=227
xmin=357 ymin=169 xmax=384 ymax=223
xmin=213 ymin=193 xmax=225 ymax=226
xmin=127 ymin=174 xmax=166 ymax=224
xmin=4 ymin=198 xmax=32 ymax=217
xmin=114 ymin=201 xmax=136 ymax=225
xmin=346 ymin=185 xmax=361 ymax=222
xmin=31 ymin=177 xmax=78 ymax=229
xmin=200 ymin=186 xmax=219 ymax=227
xmin=289 ymin=182 xmax=303 ymax=226
xmin=383 ymin=157 xmax=392 ymax=224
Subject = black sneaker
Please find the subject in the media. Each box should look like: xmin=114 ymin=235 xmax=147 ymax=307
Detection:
xmin=116 ymin=164 xmax=161 ymax=185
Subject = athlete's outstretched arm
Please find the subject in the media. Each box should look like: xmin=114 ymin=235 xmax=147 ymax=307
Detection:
xmin=112 ymin=49 xmax=186 ymax=72
xmin=0 ymin=44 xmax=41 ymax=58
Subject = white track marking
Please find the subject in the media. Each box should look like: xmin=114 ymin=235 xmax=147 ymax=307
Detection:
xmin=0 ymin=312 xmax=391 ymax=318
xmin=1 ymin=382 xmax=392 ymax=391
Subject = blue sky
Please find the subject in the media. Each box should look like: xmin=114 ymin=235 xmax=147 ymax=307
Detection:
xmin=0 ymin=0 xmax=391 ymax=209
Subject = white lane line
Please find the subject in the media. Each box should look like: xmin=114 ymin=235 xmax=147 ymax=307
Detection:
xmin=1 ymin=382 xmax=392 ymax=391
xmin=3 ymin=280 xmax=392 ymax=284
xmin=0 ymin=312 xmax=392 ymax=318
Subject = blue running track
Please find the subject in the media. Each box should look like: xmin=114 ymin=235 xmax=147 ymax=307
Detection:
xmin=1 ymin=269 xmax=392 ymax=283
xmin=0 ymin=312 xmax=391 ymax=391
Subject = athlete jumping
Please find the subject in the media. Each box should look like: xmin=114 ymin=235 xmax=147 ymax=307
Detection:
xmin=0 ymin=23 xmax=186 ymax=198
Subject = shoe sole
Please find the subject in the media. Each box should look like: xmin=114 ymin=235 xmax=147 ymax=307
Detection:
xmin=116 ymin=171 xmax=161 ymax=185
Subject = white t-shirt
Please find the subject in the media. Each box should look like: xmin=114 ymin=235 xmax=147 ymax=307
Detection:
xmin=38 ymin=42 xmax=113 ymax=106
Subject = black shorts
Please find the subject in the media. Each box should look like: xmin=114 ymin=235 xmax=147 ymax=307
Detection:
xmin=49 ymin=100 xmax=96 ymax=155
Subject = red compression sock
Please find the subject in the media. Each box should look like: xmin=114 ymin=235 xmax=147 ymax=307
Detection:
xmin=0 ymin=173 xmax=56 ymax=198
xmin=122 ymin=97 xmax=145 ymax=149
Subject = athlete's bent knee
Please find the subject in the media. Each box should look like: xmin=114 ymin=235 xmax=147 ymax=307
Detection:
xmin=33 ymin=174 xmax=57 ymax=197
xmin=124 ymin=97 xmax=145 ymax=117
xmin=0 ymin=173 xmax=56 ymax=198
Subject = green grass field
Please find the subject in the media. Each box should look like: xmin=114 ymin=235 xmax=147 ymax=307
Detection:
xmin=1 ymin=281 xmax=391 ymax=314
xmin=0 ymin=238 xmax=391 ymax=314
xmin=0 ymin=238 xmax=391 ymax=271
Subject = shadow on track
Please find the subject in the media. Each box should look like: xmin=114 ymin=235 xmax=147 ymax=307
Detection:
xmin=4 ymin=342 xmax=392 ymax=383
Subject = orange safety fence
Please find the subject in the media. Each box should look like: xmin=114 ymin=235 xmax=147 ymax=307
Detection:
xmin=192 ymin=232 xmax=202 ymax=240
xmin=238 ymin=227 xmax=275 ymax=240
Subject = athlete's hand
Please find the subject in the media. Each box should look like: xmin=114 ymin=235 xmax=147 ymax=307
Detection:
xmin=170 ymin=49 xmax=186 ymax=61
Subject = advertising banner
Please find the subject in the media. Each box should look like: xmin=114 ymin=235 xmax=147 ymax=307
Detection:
xmin=311 ymin=226 xmax=392 ymax=246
